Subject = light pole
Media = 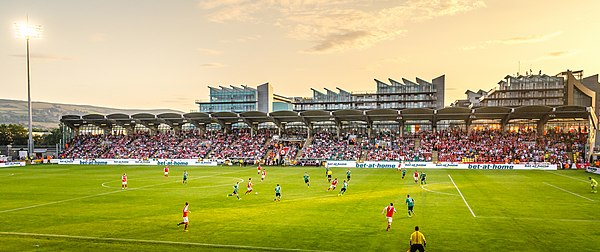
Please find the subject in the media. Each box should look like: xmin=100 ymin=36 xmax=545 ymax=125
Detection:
xmin=14 ymin=20 xmax=42 ymax=160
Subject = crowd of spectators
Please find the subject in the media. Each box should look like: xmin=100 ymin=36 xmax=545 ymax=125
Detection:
xmin=206 ymin=129 xmax=272 ymax=161
xmin=61 ymin=134 xmax=110 ymax=159
xmin=364 ymin=129 xmax=587 ymax=164
xmin=265 ymin=139 xmax=303 ymax=165
xmin=366 ymin=131 xmax=428 ymax=161
xmin=60 ymin=128 xmax=588 ymax=165
xmin=60 ymin=129 xmax=273 ymax=161
xmin=299 ymin=132 xmax=363 ymax=161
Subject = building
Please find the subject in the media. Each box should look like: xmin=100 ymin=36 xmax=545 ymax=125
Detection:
xmin=470 ymin=70 xmax=599 ymax=149
xmin=570 ymin=71 xmax=600 ymax=119
xmin=292 ymin=75 xmax=445 ymax=111
xmin=196 ymin=83 xmax=292 ymax=113
xmin=479 ymin=70 xmax=596 ymax=110
xmin=451 ymin=89 xmax=487 ymax=108
xmin=196 ymin=75 xmax=444 ymax=113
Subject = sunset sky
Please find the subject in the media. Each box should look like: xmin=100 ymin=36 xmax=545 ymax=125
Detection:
xmin=1 ymin=0 xmax=599 ymax=112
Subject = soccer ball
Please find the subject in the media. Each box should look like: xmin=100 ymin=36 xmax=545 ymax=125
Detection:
xmin=255 ymin=192 xmax=258 ymax=194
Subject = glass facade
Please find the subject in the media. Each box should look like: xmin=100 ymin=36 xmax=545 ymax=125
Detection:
xmin=293 ymin=76 xmax=444 ymax=111
xmin=198 ymin=85 xmax=258 ymax=113
xmin=480 ymin=74 xmax=565 ymax=107
xmin=573 ymin=88 xmax=593 ymax=107
xmin=273 ymin=101 xmax=293 ymax=111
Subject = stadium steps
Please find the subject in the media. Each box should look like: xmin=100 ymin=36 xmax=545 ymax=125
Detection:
xmin=265 ymin=136 xmax=274 ymax=149
xmin=432 ymin=150 xmax=439 ymax=163
xmin=359 ymin=149 xmax=367 ymax=162
xmin=355 ymin=137 xmax=366 ymax=162
xmin=99 ymin=137 xmax=133 ymax=158
xmin=295 ymin=136 xmax=313 ymax=159
xmin=264 ymin=136 xmax=274 ymax=159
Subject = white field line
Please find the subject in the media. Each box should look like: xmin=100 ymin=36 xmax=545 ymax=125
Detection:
xmin=543 ymin=182 xmax=595 ymax=202
xmin=0 ymin=231 xmax=334 ymax=252
xmin=0 ymin=190 xmax=124 ymax=214
xmin=477 ymin=216 xmax=600 ymax=223
xmin=448 ymin=174 xmax=476 ymax=217
xmin=545 ymin=171 xmax=589 ymax=183
xmin=0 ymin=170 xmax=244 ymax=214
xmin=420 ymin=183 xmax=459 ymax=196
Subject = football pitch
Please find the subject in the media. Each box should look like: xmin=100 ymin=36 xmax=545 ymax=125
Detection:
xmin=0 ymin=165 xmax=598 ymax=251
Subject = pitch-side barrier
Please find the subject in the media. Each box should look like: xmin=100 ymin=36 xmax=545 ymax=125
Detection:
xmin=326 ymin=161 xmax=558 ymax=170
xmin=52 ymin=159 xmax=217 ymax=166
xmin=0 ymin=162 xmax=26 ymax=168
xmin=586 ymin=167 xmax=600 ymax=175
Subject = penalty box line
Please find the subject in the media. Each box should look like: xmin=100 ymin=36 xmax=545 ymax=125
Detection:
xmin=0 ymin=169 xmax=246 ymax=214
xmin=448 ymin=174 xmax=476 ymax=218
xmin=0 ymin=231 xmax=334 ymax=252
xmin=543 ymin=182 xmax=595 ymax=202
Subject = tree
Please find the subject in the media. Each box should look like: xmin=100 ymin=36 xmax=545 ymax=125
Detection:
xmin=0 ymin=124 xmax=12 ymax=145
xmin=9 ymin=124 xmax=28 ymax=145
xmin=0 ymin=124 xmax=28 ymax=145
xmin=36 ymin=128 xmax=62 ymax=146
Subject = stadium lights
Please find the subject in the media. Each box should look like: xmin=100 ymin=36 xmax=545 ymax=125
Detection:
xmin=14 ymin=23 xmax=42 ymax=39
xmin=14 ymin=19 xmax=42 ymax=160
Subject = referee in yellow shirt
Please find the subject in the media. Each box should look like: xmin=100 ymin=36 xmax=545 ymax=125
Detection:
xmin=409 ymin=226 xmax=426 ymax=252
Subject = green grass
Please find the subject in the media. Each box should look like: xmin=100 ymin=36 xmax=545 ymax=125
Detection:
xmin=0 ymin=165 xmax=599 ymax=251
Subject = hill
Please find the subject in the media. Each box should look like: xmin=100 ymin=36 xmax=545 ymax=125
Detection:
xmin=0 ymin=99 xmax=183 ymax=130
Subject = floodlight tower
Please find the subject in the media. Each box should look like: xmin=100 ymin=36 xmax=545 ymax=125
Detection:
xmin=14 ymin=19 xmax=42 ymax=160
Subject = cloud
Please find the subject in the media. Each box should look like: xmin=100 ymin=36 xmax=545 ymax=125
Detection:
xmin=198 ymin=0 xmax=485 ymax=53
xmin=531 ymin=50 xmax=580 ymax=62
xmin=488 ymin=31 xmax=563 ymax=45
xmin=309 ymin=30 xmax=372 ymax=52
xmin=462 ymin=31 xmax=563 ymax=50
xmin=196 ymin=48 xmax=223 ymax=55
xmin=546 ymin=51 xmax=568 ymax=57
xmin=200 ymin=62 xmax=226 ymax=68
xmin=198 ymin=0 xmax=266 ymax=23
xmin=10 ymin=53 xmax=73 ymax=61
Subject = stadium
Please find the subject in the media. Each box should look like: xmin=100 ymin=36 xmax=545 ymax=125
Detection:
xmin=2 ymin=2 xmax=600 ymax=252
xmin=2 ymin=88 xmax=597 ymax=251
xmin=58 ymin=104 xmax=593 ymax=167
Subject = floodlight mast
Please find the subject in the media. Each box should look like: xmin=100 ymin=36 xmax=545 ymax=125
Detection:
xmin=14 ymin=20 xmax=42 ymax=161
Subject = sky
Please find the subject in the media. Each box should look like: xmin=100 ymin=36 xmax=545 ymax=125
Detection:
xmin=1 ymin=0 xmax=599 ymax=112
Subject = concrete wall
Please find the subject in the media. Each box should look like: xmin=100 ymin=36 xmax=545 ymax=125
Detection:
xmin=257 ymin=83 xmax=273 ymax=113
xmin=581 ymin=74 xmax=600 ymax=119
xmin=433 ymin=75 xmax=445 ymax=109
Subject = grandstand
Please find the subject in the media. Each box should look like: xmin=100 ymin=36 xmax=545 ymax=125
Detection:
xmin=59 ymin=105 xmax=595 ymax=167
